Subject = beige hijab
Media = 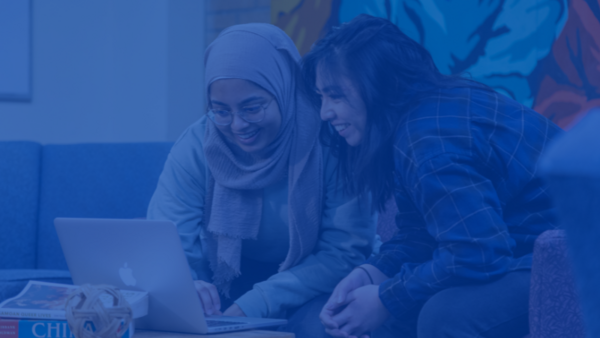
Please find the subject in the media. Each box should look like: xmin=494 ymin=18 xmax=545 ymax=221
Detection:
xmin=202 ymin=24 xmax=323 ymax=295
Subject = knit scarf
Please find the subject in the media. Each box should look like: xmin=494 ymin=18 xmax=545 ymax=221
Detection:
xmin=202 ymin=24 xmax=323 ymax=296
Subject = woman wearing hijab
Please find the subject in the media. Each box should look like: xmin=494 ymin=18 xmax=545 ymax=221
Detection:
xmin=147 ymin=23 xmax=377 ymax=337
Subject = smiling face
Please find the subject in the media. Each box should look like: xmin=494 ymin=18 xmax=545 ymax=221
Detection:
xmin=315 ymin=64 xmax=367 ymax=147
xmin=209 ymin=79 xmax=282 ymax=153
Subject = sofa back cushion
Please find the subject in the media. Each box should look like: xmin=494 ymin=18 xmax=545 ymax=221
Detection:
xmin=36 ymin=142 xmax=173 ymax=270
xmin=0 ymin=141 xmax=42 ymax=269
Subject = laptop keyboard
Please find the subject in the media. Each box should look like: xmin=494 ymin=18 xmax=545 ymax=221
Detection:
xmin=206 ymin=320 xmax=246 ymax=327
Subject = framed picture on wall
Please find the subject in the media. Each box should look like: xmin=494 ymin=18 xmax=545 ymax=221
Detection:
xmin=0 ymin=0 xmax=31 ymax=101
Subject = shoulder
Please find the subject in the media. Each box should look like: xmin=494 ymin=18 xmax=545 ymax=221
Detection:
xmin=167 ymin=116 xmax=209 ymax=177
xmin=395 ymin=87 xmax=480 ymax=166
xmin=394 ymin=86 xmax=561 ymax=179
xmin=173 ymin=116 xmax=208 ymax=148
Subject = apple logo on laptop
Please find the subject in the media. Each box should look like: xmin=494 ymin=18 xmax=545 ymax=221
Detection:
xmin=119 ymin=263 xmax=137 ymax=286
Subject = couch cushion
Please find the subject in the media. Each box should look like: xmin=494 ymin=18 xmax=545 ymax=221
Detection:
xmin=36 ymin=142 xmax=173 ymax=270
xmin=0 ymin=269 xmax=72 ymax=302
xmin=0 ymin=142 xmax=41 ymax=269
xmin=529 ymin=230 xmax=585 ymax=338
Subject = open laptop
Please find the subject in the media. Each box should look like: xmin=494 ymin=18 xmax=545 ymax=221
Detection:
xmin=54 ymin=218 xmax=287 ymax=334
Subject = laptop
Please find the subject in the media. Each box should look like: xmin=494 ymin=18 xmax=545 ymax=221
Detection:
xmin=54 ymin=218 xmax=287 ymax=334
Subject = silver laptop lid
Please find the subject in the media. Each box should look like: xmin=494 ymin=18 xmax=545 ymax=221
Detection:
xmin=54 ymin=218 xmax=208 ymax=334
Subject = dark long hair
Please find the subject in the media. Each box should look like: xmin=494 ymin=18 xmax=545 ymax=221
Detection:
xmin=302 ymin=14 xmax=487 ymax=212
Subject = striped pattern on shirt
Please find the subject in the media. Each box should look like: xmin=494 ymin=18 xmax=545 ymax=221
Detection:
xmin=367 ymin=87 xmax=562 ymax=318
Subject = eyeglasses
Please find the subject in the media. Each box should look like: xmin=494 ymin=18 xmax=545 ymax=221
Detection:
xmin=207 ymin=99 xmax=273 ymax=126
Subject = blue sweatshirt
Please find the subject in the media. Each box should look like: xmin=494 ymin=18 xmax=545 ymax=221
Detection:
xmin=147 ymin=116 xmax=377 ymax=318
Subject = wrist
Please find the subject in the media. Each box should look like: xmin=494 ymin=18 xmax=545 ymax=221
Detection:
xmin=354 ymin=266 xmax=374 ymax=284
xmin=360 ymin=264 xmax=389 ymax=285
xmin=235 ymin=290 xmax=267 ymax=318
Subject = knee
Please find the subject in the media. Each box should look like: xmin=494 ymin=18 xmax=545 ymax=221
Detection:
xmin=284 ymin=293 xmax=331 ymax=338
xmin=416 ymin=292 xmax=466 ymax=338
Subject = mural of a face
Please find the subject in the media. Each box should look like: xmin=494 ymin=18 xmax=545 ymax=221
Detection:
xmin=337 ymin=0 xmax=568 ymax=109
xmin=315 ymin=66 xmax=367 ymax=147
xmin=209 ymin=79 xmax=282 ymax=153
xmin=275 ymin=0 xmax=600 ymax=128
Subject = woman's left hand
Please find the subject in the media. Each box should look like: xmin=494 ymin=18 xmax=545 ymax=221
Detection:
xmin=326 ymin=285 xmax=390 ymax=337
xmin=223 ymin=303 xmax=247 ymax=317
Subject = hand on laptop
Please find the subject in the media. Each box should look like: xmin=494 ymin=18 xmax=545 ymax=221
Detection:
xmin=194 ymin=280 xmax=222 ymax=315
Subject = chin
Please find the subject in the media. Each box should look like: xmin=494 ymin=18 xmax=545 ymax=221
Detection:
xmin=345 ymin=136 xmax=362 ymax=147
xmin=237 ymin=142 xmax=266 ymax=154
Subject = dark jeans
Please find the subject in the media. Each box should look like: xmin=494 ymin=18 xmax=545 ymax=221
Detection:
xmin=220 ymin=256 xmax=330 ymax=338
xmin=374 ymin=271 xmax=531 ymax=338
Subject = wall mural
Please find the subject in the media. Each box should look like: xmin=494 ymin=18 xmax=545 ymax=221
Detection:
xmin=272 ymin=0 xmax=600 ymax=129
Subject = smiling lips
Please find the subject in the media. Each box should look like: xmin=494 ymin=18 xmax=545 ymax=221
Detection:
xmin=334 ymin=123 xmax=349 ymax=132
xmin=333 ymin=123 xmax=351 ymax=137
xmin=235 ymin=129 xmax=260 ymax=144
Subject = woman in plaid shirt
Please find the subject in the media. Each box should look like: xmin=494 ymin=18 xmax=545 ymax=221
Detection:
xmin=302 ymin=14 xmax=562 ymax=338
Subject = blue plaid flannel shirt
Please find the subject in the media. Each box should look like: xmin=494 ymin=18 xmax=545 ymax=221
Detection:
xmin=366 ymin=87 xmax=562 ymax=318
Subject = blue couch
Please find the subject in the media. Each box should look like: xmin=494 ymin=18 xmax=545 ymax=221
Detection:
xmin=0 ymin=141 xmax=173 ymax=301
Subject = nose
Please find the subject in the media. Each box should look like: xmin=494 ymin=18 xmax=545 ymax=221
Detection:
xmin=320 ymin=101 xmax=335 ymax=121
xmin=230 ymin=113 xmax=250 ymax=131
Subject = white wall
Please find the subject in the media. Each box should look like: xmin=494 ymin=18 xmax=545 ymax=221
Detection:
xmin=0 ymin=0 xmax=205 ymax=144
xmin=167 ymin=0 xmax=206 ymax=141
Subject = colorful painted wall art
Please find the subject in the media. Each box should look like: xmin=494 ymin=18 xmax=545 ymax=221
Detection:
xmin=272 ymin=0 xmax=600 ymax=128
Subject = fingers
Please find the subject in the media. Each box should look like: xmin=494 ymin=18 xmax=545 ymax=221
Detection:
xmin=206 ymin=283 xmax=221 ymax=313
xmin=335 ymin=279 xmax=352 ymax=304
xmin=320 ymin=304 xmax=339 ymax=330
xmin=336 ymin=287 xmax=357 ymax=307
xmin=329 ymin=281 xmax=344 ymax=306
xmin=323 ymin=272 xmax=372 ymax=337
xmin=194 ymin=281 xmax=220 ymax=315
xmin=198 ymin=289 xmax=216 ymax=315
xmin=332 ymin=319 xmax=368 ymax=338
xmin=332 ymin=292 xmax=361 ymax=336
xmin=333 ymin=270 xmax=366 ymax=305
xmin=338 ymin=311 xmax=370 ymax=338
xmin=331 ymin=307 xmax=353 ymax=331
xmin=323 ymin=293 xmax=344 ymax=317
xmin=321 ymin=315 xmax=338 ymax=330
xmin=322 ymin=288 xmax=359 ymax=333
xmin=340 ymin=322 xmax=364 ymax=338
xmin=324 ymin=327 xmax=349 ymax=338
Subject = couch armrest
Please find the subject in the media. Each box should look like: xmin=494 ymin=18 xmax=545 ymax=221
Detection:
xmin=529 ymin=230 xmax=585 ymax=338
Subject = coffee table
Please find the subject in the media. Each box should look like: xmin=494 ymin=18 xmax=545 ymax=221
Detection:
xmin=136 ymin=329 xmax=294 ymax=338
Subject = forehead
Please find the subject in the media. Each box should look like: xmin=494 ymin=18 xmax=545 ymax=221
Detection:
xmin=315 ymin=62 xmax=335 ymax=86
xmin=209 ymin=79 xmax=271 ymax=101
xmin=315 ymin=64 xmax=356 ymax=94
